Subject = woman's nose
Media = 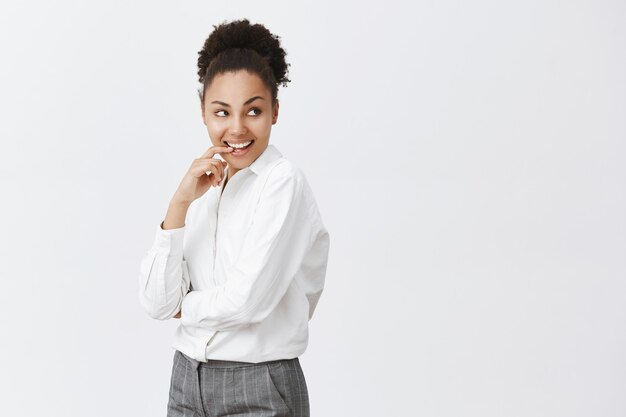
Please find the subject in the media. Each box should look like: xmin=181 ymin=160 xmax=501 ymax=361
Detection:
xmin=229 ymin=115 xmax=247 ymax=136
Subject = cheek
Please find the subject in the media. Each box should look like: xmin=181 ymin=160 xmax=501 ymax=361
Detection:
xmin=205 ymin=121 xmax=226 ymax=137
xmin=251 ymin=117 xmax=273 ymax=133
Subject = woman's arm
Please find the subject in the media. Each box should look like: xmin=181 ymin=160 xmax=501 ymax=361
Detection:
xmin=179 ymin=167 xmax=312 ymax=331
xmin=137 ymin=223 xmax=190 ymax=320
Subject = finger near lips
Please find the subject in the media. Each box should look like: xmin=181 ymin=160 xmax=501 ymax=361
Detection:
xmin=200 ymin=145 xmax=234 ymax=158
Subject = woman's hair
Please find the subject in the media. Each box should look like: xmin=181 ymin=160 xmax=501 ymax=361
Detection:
xmin=197 ymin=18 xmax=291 ymax=108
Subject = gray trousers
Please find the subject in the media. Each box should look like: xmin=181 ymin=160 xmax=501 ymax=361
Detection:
xmin=166 ymin=350 xmax=310 ymax=417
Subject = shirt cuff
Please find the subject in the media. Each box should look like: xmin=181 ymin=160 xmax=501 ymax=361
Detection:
xmin=154 ymin=221 xmax=185 ymax=256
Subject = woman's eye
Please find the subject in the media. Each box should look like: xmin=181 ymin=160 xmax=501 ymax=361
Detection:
xmin=214 ymin=108 xmax=261 ymax=117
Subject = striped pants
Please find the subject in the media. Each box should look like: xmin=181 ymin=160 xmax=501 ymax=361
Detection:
xmin=166 ymin=350 xmax=310 ymax=417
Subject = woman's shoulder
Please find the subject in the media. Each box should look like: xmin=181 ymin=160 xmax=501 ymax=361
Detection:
xmin=263 ymin=156 xmax=303 ymax=185
xmin=265 ymin=157 xmax=323 ymax=203
xmin=265 ymin=158 xmax=322 ymax=206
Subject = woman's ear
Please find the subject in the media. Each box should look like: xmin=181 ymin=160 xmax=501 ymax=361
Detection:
xmin=272 ymin=99 xmax=279 ymax=125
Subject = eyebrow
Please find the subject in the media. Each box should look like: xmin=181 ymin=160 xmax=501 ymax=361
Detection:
xmin=210 ymin=96 xmax=265 ymax=107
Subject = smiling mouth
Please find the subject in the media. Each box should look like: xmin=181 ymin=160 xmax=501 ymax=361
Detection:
xmin=225 ymin=140 xmax=254 ymax=150
xmin=225 ymin=140 xmax=255 ymax=156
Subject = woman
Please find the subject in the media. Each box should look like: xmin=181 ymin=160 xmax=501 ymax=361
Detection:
xmin=138 ymin=18 xmax=330 ymax=417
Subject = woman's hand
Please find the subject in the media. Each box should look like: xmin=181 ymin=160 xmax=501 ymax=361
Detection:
xmin=172 ymin=145 xmax=233 ymax=205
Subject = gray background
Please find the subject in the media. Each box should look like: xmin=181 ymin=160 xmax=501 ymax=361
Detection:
xmin=1 ymin=0 xmax=624 ymax=416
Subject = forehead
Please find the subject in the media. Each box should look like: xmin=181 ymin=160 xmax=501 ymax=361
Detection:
xmin=206 ymin=70 xmax=269 ymax=103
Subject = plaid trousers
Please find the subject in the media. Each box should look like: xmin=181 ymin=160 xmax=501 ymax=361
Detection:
xmin=166 ymin=350 xmax=310 ymax=417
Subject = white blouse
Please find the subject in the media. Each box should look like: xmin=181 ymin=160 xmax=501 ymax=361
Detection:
xmin=138 ymin=144 xmax=330 ymax=363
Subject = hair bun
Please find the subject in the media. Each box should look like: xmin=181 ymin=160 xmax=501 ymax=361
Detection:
xmin=197 ymin=18 xmax=290 ymax=88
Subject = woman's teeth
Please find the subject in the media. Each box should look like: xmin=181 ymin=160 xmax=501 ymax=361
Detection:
xmin=226 ymin=140 xmax=253 ymax=149
xmin=227 ymin=140 xmax=254 ymax=156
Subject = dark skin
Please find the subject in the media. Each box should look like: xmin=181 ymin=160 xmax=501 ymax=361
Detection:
xmin=172 ymin=71 xmax=279 ymax=321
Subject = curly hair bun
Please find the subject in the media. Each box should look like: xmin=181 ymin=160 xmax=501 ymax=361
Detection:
xmin=197 ymin=18 xmax=290 ymax=90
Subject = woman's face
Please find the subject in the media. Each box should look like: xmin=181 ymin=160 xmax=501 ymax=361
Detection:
xmin=201 ymin=70 xmax=279 ymax=178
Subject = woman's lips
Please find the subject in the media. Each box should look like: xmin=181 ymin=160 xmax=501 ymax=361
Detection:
xmin=228 ymin=140 xmax=254 ymax=157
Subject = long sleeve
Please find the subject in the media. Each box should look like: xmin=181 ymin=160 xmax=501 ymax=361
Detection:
xmin=180 ymin=170 xmax=313 ymax=332
xmin=138 ymin=222 xmax=190 ymax=320
xmin=299 ymin=225 xmax=330 ymax=320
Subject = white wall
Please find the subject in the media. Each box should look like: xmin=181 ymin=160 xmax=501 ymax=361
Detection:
xmin=0 ymin=1 xmax=624 ymax=415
